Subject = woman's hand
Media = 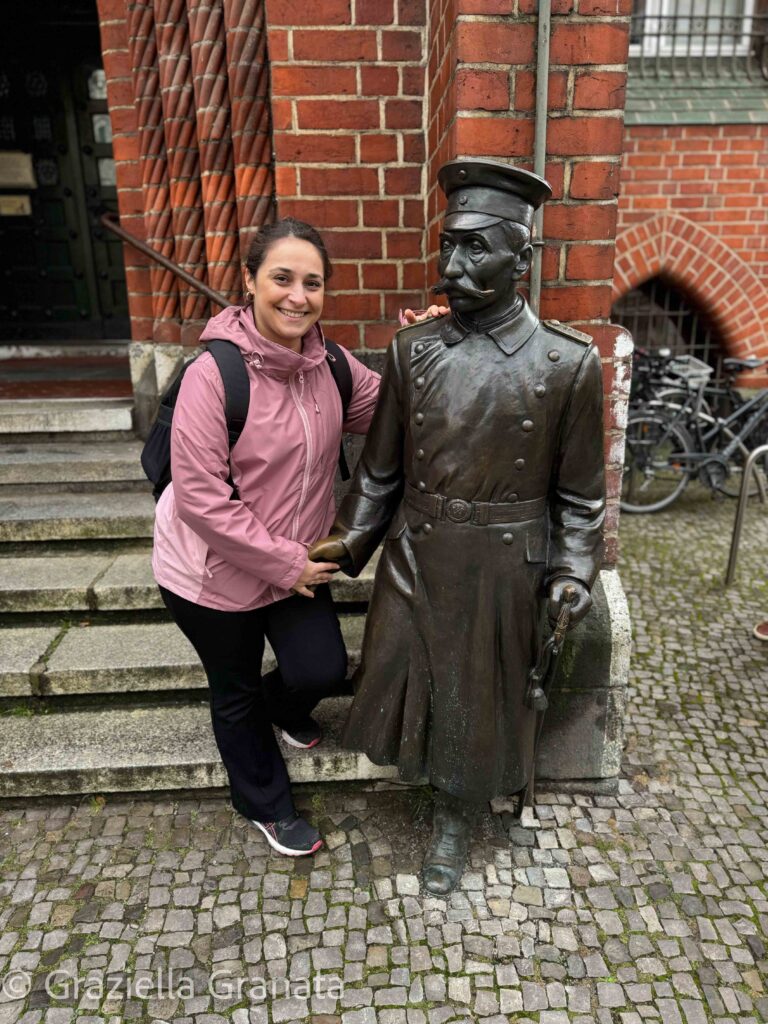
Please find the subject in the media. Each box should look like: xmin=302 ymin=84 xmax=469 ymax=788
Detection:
xmin=292 ymin=559 xmax=340 ymax=598
xmin=402 ymin=304 xmax=450 ymax=325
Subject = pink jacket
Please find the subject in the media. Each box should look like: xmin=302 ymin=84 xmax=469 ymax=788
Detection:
xmin=152 ymin=305 xmax=381 ymax=611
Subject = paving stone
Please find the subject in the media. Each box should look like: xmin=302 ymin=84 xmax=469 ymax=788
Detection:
xmin=0 ymin=495 xmax=767 ymax=1024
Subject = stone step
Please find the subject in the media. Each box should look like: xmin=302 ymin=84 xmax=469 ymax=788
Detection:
xmin=0 ymin=492 xmax=155 ymax=543
xmin=0 ymin=698 xmax=398 ymax=798
xmin=1 ymin=615 xmax=367 ymax=696
xmin=0 ymin=341 xmax=130 ymax=359
xmin=0 ymin=440 xmax=146 ymax=488
xmin=0 ymin=549 xmax=377 ymax=612
xmin=0 ymin=398 xmax=134 ymax=436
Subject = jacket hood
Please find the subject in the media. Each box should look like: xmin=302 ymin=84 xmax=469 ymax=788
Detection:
xmin=199 ymin=304 xmax=328 ymax=377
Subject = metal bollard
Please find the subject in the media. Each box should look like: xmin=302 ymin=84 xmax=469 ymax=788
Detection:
xmin=725 ymin=443 xmax=768 ymax=586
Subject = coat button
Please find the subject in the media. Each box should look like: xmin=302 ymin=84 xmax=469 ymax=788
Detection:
xmin=522 ymin=419 xmax=534 ymax=432
xmin=548 ymin=350 xmax=560 ymax=362
xmin=509 ymin=493 xmax=518 ymax=503
xmin=415 ymin=376 xmax=425 ymax=389
xmin=515 ymin=458 xmax=525 ymax=470
xmin=415 ymin=412 xmax=424 ymax=424
xmin=423 ymin=523 xmax=433 ymax=534
xmin=415 ymin=343 xmax=424 ymax=353
xmin=418 ymin=481 xmax=427 ymax=491
xmin=416 ymin=449 xmax=425 ymax=459
xmin=534 ymin=383 xmax=546 ymax=397
xmin=502 ymin=533 xmax=514 ymax=545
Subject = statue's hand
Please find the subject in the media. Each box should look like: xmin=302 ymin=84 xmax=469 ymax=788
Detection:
xmin=547 ymin=578 xmax=591 ymax=628
xmin=308 ymin=534 xmax=353 ymax=572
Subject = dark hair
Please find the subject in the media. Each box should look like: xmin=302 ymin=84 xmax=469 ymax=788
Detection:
xmin=244 ymin=217 xmax=333 ymax=282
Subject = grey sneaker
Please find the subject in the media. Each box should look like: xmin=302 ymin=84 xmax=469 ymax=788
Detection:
xmin=252 ymin=812 xmax=323 ymax=857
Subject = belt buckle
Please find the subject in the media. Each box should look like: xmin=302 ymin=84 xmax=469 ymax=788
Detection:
xmin=445 ymin=498 xmax=471 ymax=523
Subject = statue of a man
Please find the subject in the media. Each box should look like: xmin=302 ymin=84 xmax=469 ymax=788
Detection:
xmin=311 ymin=159 xmax=606 ymax=894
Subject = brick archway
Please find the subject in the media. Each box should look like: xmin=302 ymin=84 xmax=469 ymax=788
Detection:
xmin=613 ymin=213 xmax=768 ymax=359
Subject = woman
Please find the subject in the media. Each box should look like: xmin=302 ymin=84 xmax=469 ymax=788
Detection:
xmin=152 ymin=218 xmax=382 ymax=856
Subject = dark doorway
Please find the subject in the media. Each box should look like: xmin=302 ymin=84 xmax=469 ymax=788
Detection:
xmin=0 ymin=0 xmax=129 ymax=342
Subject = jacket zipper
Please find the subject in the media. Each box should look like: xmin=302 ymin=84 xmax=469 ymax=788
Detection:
xmin=290 ymin=369 xmax=313 ymax=542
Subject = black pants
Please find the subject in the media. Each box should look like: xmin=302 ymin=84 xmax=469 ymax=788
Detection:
xmin=159 ymin=584 xmax=348 ymax=822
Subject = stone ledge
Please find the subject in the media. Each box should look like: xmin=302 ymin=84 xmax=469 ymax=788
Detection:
xmin=0 ymin=549 xmax=379 ymax=612
xmin=0 ymin=616 xmax=367 ymax=696
xmin=0 ymin=440 xmax=146 ymax=486
xmin=0 ymin=398 xmax=134 ymax=435
xmin=0 ymin=699 xmax=398 ymax=798
xmin=0 ymin=493 xmax=156 ymax=543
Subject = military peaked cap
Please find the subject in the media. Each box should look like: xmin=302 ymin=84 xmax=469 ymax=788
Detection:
xmin=438 ymin=158 xmax=552 ymax=231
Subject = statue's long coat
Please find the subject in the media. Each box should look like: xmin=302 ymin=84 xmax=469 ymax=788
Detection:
xmin=335 ymin=302 xmax=606 ymax=801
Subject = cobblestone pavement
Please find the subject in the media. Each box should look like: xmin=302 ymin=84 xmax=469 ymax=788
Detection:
xmin=1 ymin=489 xmax=767 ymax=1024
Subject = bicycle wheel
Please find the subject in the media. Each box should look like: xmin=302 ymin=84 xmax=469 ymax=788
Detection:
xmin=621 ymin=413 xmax=694 ymax=513
xmin=699 ymin=419 xmax=764 ymax=498
xmin=652 ymin=390 xmax=713 ymax=420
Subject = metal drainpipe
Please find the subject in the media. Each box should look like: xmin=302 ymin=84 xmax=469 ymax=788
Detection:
xmin=529 ymin=0 xmax=552 ymax=317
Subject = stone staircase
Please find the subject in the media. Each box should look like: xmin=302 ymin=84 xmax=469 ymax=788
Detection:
xmin=0 ymin=397 xmax=630 ymax=801
xmin=0 ymin=398 xmax=390 ymax=798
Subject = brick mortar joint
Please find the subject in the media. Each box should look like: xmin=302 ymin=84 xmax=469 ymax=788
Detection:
xmin=454 ymin=109 xmax=626 ymax=119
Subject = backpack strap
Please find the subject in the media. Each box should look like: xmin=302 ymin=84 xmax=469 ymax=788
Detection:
xmin=324 ymin=339 xmax=353 ymax=481
xmin=205 ymin=339 xmax=250 ymax=498
xmin=206 ymin=340 xmax=250 ymax=447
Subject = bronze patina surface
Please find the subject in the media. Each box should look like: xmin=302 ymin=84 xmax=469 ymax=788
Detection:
xmin=311 ymin=158 xmax=607 ymax=892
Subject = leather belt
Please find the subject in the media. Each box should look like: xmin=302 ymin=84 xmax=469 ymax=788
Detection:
xmin=405 ymin=483 xmax=547 ymax=525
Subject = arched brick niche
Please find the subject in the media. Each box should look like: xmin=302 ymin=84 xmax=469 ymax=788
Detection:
xmin=613 ymin=213 xmax=768 ymax=362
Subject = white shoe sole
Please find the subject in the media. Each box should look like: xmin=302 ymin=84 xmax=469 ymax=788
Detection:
xmin=252 ymin=819 xmax=323 ymax=857
xmin=280 ymin=729 xmax=321 ymax=749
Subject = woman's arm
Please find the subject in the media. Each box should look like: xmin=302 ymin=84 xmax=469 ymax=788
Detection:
xmin=312 ymin=337 xmax=406 ymax=576
xmin=170 ymin=355 xmax=307 ymax=590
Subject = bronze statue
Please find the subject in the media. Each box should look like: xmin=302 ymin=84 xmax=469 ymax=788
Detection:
xmin=310 ymin=159 xmax=606 ymax=894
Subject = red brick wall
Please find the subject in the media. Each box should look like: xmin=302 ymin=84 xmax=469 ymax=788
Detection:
xmin=99 ymin=0 xmax=274 ymax=345
xmin=264 ymin=0 xmax=429 ymax=350
xmin=615 ymin=125 xmax=768 ymax=363
xmin=96 ymin=0 xmax=154 ymax=342
xmin=421 ymin=0 xmax=632 ymax=563
xmin=423 ymin=0 xmax=630 ymax=329
xmin=99 ymin=0 xmax=631 ymax=561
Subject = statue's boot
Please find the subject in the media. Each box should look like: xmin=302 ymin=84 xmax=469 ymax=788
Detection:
xmin=421 ymin=791 xmax=478 ymax=896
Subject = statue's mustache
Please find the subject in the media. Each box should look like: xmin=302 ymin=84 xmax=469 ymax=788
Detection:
xmin=431 ymin=279 xmax=495 ymax=300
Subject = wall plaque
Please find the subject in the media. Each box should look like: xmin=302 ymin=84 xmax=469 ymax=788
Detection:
xmin=0 ymin=194 xmax=31 ymax=216
xmin=0 ymin=151 xmax=36 ymax=188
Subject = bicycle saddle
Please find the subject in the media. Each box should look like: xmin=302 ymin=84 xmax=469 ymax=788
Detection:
xmin=723 ymin=357 xmax=765 ymax=371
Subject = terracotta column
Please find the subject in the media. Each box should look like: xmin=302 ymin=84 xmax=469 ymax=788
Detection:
xmin=187 ymin=0 xmax=241 ymax=301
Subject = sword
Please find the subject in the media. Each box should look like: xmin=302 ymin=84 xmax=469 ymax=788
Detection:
xmin=516 ymin=583 xmax=577 ymax=824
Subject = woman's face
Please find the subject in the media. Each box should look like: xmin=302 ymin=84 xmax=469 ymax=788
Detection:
xmin=246 ymin=237 xmax=325 ymax=350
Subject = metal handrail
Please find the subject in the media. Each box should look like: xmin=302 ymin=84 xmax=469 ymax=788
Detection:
xmin=725 ymin=443 xmax=768 ymax=585
xmin=100 ymin=212 xmax=231 ymax=310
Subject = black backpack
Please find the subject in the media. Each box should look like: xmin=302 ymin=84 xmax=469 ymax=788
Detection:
xmin=140 ymin=338 xmax=354 ymax=502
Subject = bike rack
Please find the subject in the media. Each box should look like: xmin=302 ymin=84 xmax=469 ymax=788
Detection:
xmin=725 ymin=443 xmax=768 ymax=586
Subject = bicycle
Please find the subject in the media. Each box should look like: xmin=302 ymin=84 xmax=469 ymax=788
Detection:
xmin=621 ymin=355 xmax=768 ymax=512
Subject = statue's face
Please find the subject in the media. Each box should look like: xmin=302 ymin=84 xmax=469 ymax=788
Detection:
xmin=437 ymin=222 xmax=532 ymax=317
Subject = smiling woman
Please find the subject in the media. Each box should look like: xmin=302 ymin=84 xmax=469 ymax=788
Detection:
xmin=244 ymin=221 xmax=332 ymax=352
xmin=149 ymin=217 xmax=382 ymax=859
